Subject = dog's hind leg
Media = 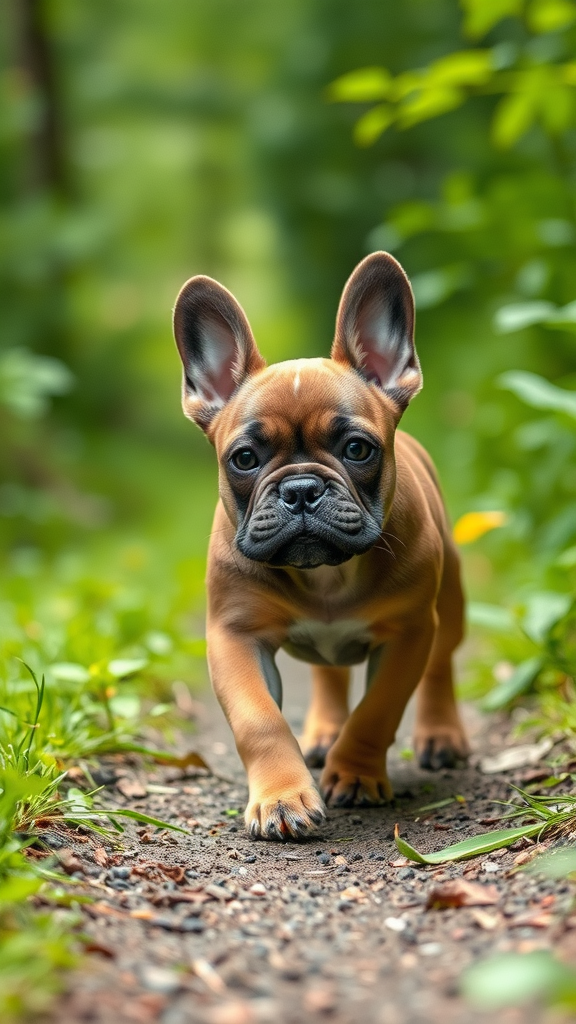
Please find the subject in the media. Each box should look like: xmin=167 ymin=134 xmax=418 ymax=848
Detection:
xmin=413 ymin=541 xmax=470 ymax=769
xmin=300 ymin=665 xmax=350 ymax=768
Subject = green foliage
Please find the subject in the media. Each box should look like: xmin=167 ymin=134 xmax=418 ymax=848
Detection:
xmin=329 ymin=1 xmax=576 ymax=147
xmin=462 ymin=951 xmax=576 ymax=1010
xmin=397 ymin=785 xmax=576 ymax=864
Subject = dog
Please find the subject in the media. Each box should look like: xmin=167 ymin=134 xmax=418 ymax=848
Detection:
xmin=173 ymin=251 xmax=469 ymax=841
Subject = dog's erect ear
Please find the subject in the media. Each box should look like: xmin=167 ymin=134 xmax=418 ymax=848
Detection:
xmin=331 ymin=252 xmax=422 ymax=412
xmin=173 ymin=276 xmax=266 ymax=431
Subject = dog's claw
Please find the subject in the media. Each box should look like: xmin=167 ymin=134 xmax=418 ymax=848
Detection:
xmin=245 ymin=786 xmax=326 ymax=842
xmin=415 ymin=729 xmax=469 ymax=771
xmin=320 ymin=768 xmax=391 ymax=808
xmin=303 ymin=744 xmax=331 ymax=769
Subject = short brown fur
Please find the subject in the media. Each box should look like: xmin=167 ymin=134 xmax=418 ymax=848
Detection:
xmin=173 ymin=253 xmax=469 ymax=841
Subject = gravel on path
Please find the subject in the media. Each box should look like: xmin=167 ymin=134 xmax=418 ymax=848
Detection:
xmin=48 ymin=655 xmax=576 ymax=1024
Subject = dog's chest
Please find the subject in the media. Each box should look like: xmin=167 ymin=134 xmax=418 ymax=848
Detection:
xmin=283 ymin=618 xmax=372 ymax=666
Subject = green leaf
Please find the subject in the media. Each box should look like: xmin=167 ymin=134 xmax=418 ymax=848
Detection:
xmin=498 ymin=370 xmax=576 ymax=418
xmin=144 ymin=631 xmax=173 ymax=655
xmin=522 ymin=591 xmax=572 ymax=641
xmin=460 ymin=0 xmax=523 ymax=39
xmin=394 ymin=822 xmax=543 ymax=864
xmin=327 ymin=67 xmax=392 ymax=103
xmin=104 ymin=809 xmax=189 ymax=833
xmin=494 ymin=301 xmax=556 ymax=333
xmin=50 ymin=663 xmax=91 ymax=684
xmin=353 ymin=104 xmax=394 ymax=146
xmin=108 ymin=657 xmax=148 ymax=678
xmin=528 ymin=847 xmax=576 ymax=878
xmin=410 ymin=263 xmax=472 ymax=309
xmin=482 ymin=656 xmax=543 ymax=711
xmin=0 ymin=875 xmax=42 ymax=904
xmin=492 ymin=92 xmax=536 ymax=148
xmin=399 ymin=86 xmax=464 ymax=128
xmin=467 ymin=602 xmax=516 ymax=631
xmin=108 ymin=694 xmax=141 ymax=719
xmin=462 ymin=951 xmax=576 ymax=1009
xmin=427 ymin=50 xmax=493 ymax=87
xmin=528 ymin=0 xmax=576 ymax=33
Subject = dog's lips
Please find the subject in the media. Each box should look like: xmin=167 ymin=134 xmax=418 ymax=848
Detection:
xmin=271 ymin=536 xmax=350 ymax=569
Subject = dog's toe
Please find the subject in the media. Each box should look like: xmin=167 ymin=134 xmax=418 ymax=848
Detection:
xmin=245 ymin=786 xmax=326 ymax=842
xmin=415 ymin=726 xmax=470 ymax=771
xmin=320 ymin=769 xmax=391 ymax=808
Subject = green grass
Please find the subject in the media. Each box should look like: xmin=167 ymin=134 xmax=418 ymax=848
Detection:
xmin=0 ymin=431 xmax=214 ymax=1017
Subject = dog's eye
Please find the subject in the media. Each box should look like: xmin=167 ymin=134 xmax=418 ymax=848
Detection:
xmin=343 ymin=438 xmax=373 ymax=462
xmin=232 ymin=448 xmax=259 ymax=471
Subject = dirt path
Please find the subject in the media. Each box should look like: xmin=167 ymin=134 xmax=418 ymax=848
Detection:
xmin=52 ymin=655 xmax=575 ymax=1024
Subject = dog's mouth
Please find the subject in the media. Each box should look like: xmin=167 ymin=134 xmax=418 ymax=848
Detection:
xmin=236 ymin=517 xmax=381 ymax=568
xmin=268 ymin=535 xmax=349 ymax=569
xmin=234 ymin=472 xmax=383 ymax=569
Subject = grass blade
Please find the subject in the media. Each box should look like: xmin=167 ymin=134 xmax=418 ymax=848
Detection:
xmin=394 ymin=822 xmax=544 ymax=864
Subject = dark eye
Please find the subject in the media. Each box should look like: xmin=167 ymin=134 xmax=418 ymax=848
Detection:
xmin=343 ymin=438 xmax=374 ymax=462
xmin=232 ymin=448 xmax=259 ymax=471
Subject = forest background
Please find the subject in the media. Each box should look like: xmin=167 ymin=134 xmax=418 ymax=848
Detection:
xmin=1 ymin=0 xmax=576 ymax=1014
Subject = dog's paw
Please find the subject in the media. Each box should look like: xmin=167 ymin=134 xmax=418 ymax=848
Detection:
xmin=299 ymin=728 xmax=340 ymax=769
xmin=320 ymin=767 xmax=392 ymax=808
xmin=413 ymin=724 xmax=470 ymax=770
xmin=245 ymin=785 xmax=326 ymax=841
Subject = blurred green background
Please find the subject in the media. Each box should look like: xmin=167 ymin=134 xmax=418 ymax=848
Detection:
xmin=1 ymin=0 xmax=576 ymax=711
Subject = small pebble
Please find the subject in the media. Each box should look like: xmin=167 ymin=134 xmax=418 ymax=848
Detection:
xmin=419 ymin=942 xmax=442 ymax=956
xmin=41 ymin=832 xmax=65 ymax=850
xmin=317 ymin=853 xmax=331 ymax=866
xmin=398 ymin=868 xmax=415 ymax=880
xmin=384 ymin=917 xmax=406 ymax=932
xmin=181 ymin=917 xmax=205 ymax=933
xmin=140 ymin=965 xmax=181 ymax=995
xmin=250 ymin=882 xmax=266 ymax=896
xmin=111 ymin=866 xmax=131 ymax=879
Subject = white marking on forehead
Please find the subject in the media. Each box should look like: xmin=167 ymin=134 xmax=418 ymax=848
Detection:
xmin=293 ymin=371 xmax=300 ymax=395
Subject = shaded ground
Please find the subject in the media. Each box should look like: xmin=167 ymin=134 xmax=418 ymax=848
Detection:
xmin=48 ymin=655 xmax=575 ymax=1024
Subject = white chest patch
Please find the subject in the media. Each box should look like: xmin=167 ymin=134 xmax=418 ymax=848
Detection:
xmin=285 ymin=618 xmax=372 ymax=666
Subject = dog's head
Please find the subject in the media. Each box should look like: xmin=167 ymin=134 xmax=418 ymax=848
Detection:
xmin=173 ymin=252 xmax=421 ymax=569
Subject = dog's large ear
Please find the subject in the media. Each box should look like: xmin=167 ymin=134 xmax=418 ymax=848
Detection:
xmin=331 ymin=252 xmax=421 ymax=412
xmin=173 ymin=276 xmax=266 ymax=431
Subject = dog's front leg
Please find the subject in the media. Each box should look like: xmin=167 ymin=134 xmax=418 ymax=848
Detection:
xmin=319 ymin=614 xmax=436 ymax=807
xmin=208 ymin=624 xmax=326 ymax=840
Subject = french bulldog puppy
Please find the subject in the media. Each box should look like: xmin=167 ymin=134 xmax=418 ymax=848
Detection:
xmin=173 ymin=252 xmax=469 ymax=841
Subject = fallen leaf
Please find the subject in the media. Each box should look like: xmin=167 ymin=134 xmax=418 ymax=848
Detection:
xmin=470 ymin=908 xmax=500 ymax=930
xmin=151 ymin=750 xmax=210 ymax=771
xmin=339 ymin=886 xmax=366 ymax=902
xmin=57 ymin=849 xmax=84 ymax=875
xmin=159 ymin=863 xmax=186 ymax=884
xmin=84 ymin=941 xmax=116 ymax=958
xmin=514 ymin=849 xmax=541 ymax=867
xmin=93 ymin=847 xmax=109 ymax=868
xmin=116 ymin=777 xmax=147 ymax=799
xmin=480 ymin=739 xmax=554 ymax=774
xmin=426 ymin=879 xmax=499 ymax=910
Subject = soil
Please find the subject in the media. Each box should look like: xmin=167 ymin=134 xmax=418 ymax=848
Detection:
xmin=45 ymin=654 xmax=576 ymax=1024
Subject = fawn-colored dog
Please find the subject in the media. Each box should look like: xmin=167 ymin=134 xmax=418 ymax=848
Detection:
xmin=173 ymin=252 xmax=469 ymax=840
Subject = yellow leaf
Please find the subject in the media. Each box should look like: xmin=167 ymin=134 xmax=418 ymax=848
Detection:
xmin=453 ymin=511 xmax=508 ymax=545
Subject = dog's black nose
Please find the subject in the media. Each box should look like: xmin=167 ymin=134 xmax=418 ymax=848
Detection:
xmin=278 ymin=475 xmax=326 ymax=513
